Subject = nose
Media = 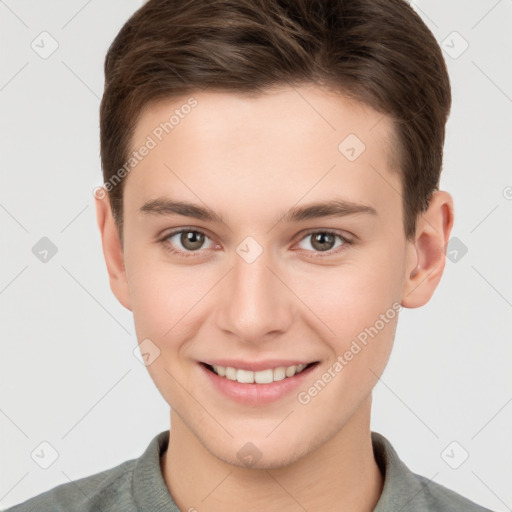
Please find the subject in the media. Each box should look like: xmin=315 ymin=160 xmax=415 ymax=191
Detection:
xmin=215 ymin=245 xmax=294 ymax=345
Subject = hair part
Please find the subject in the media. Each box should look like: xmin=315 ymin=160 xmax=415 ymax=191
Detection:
xmin=100 ymin=0 xmax=451 ymax=244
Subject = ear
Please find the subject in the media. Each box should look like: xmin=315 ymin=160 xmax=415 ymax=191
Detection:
xmin=401 ymin=190 xmax=454 ymax=308
xmin=95 ymin=190 xmax=132 ymax=311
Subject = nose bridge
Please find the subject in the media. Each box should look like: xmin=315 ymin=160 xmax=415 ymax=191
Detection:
xmin=216 ymin=244 xmax=291 ymax=342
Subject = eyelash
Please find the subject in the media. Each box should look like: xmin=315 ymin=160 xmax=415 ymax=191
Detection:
xmin=159 ymin=228 xmax=353 ymax=259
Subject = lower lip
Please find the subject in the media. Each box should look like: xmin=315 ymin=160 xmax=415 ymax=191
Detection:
xmin=199 ymin=363 xmax=318 ymax=405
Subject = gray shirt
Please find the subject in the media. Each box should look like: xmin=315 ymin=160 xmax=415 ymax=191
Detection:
xmin=3 ymin=430 xmax=493 ymax=511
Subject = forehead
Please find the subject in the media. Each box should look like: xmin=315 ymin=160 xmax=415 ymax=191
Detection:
xmin=133 ymin=84 xmax=394 ymax=154
xmin=124 ymin=85 xmax=401 ymax=227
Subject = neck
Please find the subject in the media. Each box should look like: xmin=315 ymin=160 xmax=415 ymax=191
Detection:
xmin=161 ymin=395 xmax=383 ymax=512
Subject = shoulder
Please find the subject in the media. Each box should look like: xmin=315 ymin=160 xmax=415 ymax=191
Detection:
xmin=2 ymin=459 xmax=137 ymax=512
xmin=3 ymin=430 xmax=172 ymax=512
xmin=371 ymin=432 xmax=495 ymax=512
xmin=410 ymin=471 xmax=494 ymax=511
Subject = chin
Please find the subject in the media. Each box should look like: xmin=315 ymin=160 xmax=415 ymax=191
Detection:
xmin=203 ymin=427 xmax=323 ymax=470
xmin=213 ymin=443 xmax=310 ymax=470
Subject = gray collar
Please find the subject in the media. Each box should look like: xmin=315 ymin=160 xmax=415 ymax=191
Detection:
xmin=131 ymin=430 xmax=490 ymax=511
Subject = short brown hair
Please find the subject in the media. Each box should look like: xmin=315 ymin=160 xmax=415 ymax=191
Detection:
xmin=100 ymin=0 xmax=451 ymax=242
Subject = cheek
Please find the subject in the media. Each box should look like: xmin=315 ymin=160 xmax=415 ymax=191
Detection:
xmin=286 ymin=247 xmax=402 ymax=401
xmin=295 ymin=295 xmax=399 ymax=420
xmin=289 ymin=252 xmax=403 ymax=342
xmin=126 ymin=255 xmax=204 ymax=335
xmin=125 ymin=262 xmax=203 ymax=409
xmin=125 ymin=257 xmax=219 ymax=394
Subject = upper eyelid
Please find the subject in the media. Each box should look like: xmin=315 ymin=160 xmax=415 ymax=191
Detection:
xmin=162 ymin=227 xmax=215 ymax=243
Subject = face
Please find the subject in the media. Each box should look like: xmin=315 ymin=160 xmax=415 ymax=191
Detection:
xmin=101 ymin=85 xmax=429 ymax=468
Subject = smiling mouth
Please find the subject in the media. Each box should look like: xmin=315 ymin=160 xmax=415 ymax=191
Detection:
xmin=201 ymin=362 xmax=318 ymax=384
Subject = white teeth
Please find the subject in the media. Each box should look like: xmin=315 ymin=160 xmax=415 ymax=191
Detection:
xmin=254 ymin=369 xmax=273 ymax=384
xmin=236 ymin=369 xmax=254 ymax=384
xmin=214 ymin=365 xmax=226 ymax=377
xmin=273 ymin=367 xmax=286 ymax=381
xmin=225 ymin=367 xmax=237 ymax=381
xmin=209 ymin=363 xmax=312 ymax=383
xmin=285 ymin=365 xmax=297 ymax=377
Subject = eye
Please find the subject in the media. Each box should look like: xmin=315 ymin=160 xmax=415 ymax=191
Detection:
xmin=159 ymin=228 xmax=353 ymax=259
xmin=296 ymin=230 xmax=351 ymax=256
xmin=160 ymin=228 xmax=216 ymax=257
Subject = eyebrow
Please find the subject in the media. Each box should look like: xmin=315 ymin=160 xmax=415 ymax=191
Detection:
xmin=139 ymin=197 xmax=377 ymax=224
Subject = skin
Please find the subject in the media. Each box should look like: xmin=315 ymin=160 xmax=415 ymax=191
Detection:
xmin=95 ymin=84 xmax=454 ymax=512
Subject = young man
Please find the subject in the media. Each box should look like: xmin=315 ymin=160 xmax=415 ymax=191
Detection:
xmin=5 ymin=0 xmax=493 ymax=511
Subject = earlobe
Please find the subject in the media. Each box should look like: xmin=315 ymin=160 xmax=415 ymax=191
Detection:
xmin=94 ymin=191 xmax=132 ymax=311
xmin=401 ymin=190 xmax=454 ymax=308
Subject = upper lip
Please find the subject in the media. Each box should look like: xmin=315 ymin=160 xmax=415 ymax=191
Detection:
xmin=201 ymin=359 xmax=317 ymax=372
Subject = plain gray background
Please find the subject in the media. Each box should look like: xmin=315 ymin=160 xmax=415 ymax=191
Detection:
xmin=1 ymin=0 xmax=511 ymax=510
